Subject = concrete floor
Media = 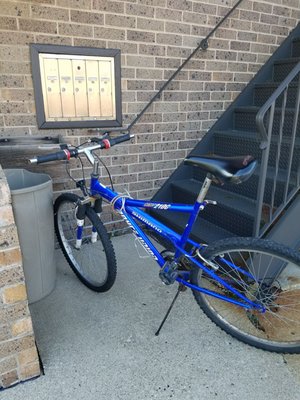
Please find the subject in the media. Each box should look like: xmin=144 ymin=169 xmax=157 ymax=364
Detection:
xmin=4 ymin=234 xmax=300 ymax=400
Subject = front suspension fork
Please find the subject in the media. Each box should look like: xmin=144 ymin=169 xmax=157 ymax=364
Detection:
xmin=75 ymin=203 xmax=86 ymax=249
xmin=75 ymin=198 xmax=103 ymax=249
xmin=91 ymin=198 xmax=102 ymax=243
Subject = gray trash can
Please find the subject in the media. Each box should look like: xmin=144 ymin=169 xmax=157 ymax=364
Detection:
xmin=4 ymin=169 xmax=56 ymax=304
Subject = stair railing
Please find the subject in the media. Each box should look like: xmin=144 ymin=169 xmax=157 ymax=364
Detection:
xmin=254 ymin=61 xmax=300 ymax=237
xmin=127 ymin=0 xmax=244 ymax=131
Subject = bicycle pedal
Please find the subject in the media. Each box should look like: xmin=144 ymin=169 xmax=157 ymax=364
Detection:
xmin=159 ymin=261 xmax=178 ymax=285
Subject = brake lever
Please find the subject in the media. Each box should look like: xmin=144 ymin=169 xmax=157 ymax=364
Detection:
xmin=90 ymin=132 xmax=109 ymax=143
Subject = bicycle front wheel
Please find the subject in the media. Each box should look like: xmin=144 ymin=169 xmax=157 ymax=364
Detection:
xmin=54 ymin=193 xmax=117 ymax=292
xmin=190 ymin=237 xmax=300 ymax=353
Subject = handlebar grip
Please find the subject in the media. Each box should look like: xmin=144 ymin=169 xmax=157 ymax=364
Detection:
xmin=29 ymin=149 xmax=77 ymax=164
xmin=108 ymin=133 xmax=132 ymax=146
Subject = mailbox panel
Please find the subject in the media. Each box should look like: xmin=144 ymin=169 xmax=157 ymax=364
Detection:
xmin=41 ymin=58 xmax=62 ymax=118
xmin=58 ymin=59 xmax=76 ymax=118
xmin=99 ymin=61 xmax=114 ymax=118
xmin=86 ymin=60 xmax=101 ymax=117
xmin=31 ymin=44 xmax=122 ymax=129
xmin=72 ymin=59 xmax=89 ymax=117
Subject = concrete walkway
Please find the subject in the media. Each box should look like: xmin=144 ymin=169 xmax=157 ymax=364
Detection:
xmin=4 ymin=234 xmax=300 ymax=400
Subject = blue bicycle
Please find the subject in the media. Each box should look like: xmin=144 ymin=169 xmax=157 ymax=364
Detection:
xmin=30 ymin=132 xmax=300 ymax=353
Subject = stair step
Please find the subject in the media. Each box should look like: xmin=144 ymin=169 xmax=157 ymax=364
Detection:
xmin=234 ymin=106 xmax=300 ymax=138
xmin=254 ymin=82 xmax=299 ymax=107
xmin=292 ymin=38 xmax=300 ymax=57
xmin=171 ymin=179 xmax=256 ymax=236
xmin=273 ymin=57 xmax=300 ymax=82
xmin=150 ymin=208 xmax=237 ymax=245
xmin=172 ymin=179 xmax=256 ymax=216
xmin=214 ymin=129 xmax=300 ymax=171
xmin=214 ymin=128 xmax=259 ymax=155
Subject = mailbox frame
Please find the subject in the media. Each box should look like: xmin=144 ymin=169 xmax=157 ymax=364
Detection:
xmin=30 ymin=43 xmax=122 ymax=129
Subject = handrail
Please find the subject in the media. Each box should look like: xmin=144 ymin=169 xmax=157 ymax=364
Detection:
xmin=254 ymin=60 xmax=300 ymax=237
xmin=127 ymin=0 xmax=244 ymax=131
xmin=256 ymin=61 xmax=300 ymax=148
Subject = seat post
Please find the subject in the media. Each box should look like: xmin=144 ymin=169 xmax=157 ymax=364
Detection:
xmin=175 ymin=173 xmax=213 ymax=253
xmin=197 ymin=173 xmax=213 ymax=203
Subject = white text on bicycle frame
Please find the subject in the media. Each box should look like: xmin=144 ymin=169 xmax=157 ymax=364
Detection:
xmin=144 ymin=203 xmax=171 ymax=210
xmin=121 ymin=214 xmax=158 ymax=261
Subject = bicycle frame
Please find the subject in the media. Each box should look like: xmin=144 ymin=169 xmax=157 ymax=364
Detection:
xmin=86 ymin=174 xmax=264 ymax=313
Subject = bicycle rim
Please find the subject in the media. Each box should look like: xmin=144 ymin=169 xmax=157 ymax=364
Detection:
xmin=191 ymin=238 xmax=300 ymax=352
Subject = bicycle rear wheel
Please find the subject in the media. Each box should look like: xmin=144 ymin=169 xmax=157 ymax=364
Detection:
xmin=190 ymin=237 xmax=300 ymax=353
xmin=54 ymin=193 xmax=117 ymax=292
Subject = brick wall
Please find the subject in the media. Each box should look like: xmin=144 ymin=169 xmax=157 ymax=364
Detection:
xmin=0 ymin=165 xmax=40 ymax=389
xmin=0 ymin=0 xmax=299 ymax=232
xmin=0 ymin=0 xmax=298 ymax=388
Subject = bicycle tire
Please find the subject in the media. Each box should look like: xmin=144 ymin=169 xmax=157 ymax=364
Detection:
xmin=190 ymin=237 xmax=300 ymax=353
xmin=54 ymin=193 xmax=117 ymax=292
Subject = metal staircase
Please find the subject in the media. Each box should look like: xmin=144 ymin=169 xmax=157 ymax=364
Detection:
xmin=151 ymin=25 xmax=300 ymax=250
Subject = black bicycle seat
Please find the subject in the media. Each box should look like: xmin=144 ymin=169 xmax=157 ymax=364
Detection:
xmin=184 ymin=154 xmax=257 ymax=184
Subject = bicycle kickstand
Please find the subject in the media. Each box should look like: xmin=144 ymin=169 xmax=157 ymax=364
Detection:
xmin=155 ymin=283 xmax=187 ymax=336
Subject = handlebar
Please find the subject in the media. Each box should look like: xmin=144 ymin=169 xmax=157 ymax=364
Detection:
xmin=30 ymin=149 xmax=78 ymax=164
xmin=29 ymin=132 xmax=134 ymax=165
